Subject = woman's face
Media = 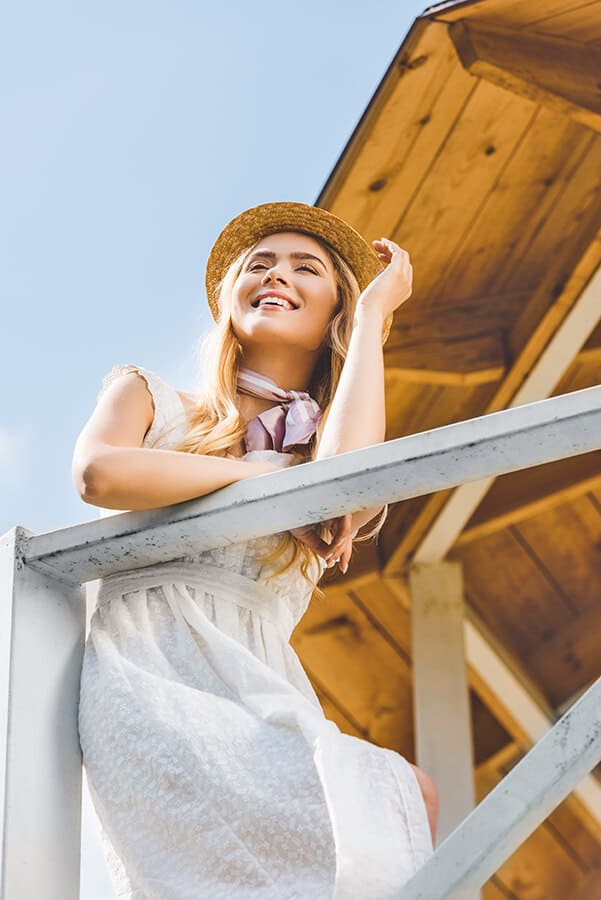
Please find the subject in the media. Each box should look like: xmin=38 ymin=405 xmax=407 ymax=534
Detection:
xmin=230 ymin=231 xmax=339 ymax=353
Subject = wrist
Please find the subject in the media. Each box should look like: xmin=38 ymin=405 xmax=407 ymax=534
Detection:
xmin=352 ymin=301 xmax=385 ymax=331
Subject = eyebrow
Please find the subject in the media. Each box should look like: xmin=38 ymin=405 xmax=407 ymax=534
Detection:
xmin=246 ymin=249 xmax=328 ymax=271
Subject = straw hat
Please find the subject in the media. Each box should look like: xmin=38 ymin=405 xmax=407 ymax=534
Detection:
xmin=204 ymin=201 xmax=393 ymax=345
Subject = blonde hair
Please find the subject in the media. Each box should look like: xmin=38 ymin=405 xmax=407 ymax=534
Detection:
xmin=155 ymin=231 xmax=388 ymax=600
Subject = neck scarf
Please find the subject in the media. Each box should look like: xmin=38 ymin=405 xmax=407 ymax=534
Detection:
xmin=236 ymin=367 xmax=322 ymax=453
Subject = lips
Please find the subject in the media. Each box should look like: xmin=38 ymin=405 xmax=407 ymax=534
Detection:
xmin=251 ymin=291 xmax=299 ymax=310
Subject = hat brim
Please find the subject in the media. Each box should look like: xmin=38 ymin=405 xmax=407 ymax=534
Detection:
xmin=204 ymin=201 xmax=393 ymax=345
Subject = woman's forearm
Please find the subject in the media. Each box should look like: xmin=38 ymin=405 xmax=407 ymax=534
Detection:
xmin=315 ymin=304 xmax=386 ymax=459
xmin=78 ymin=447 xmax=276 ymax=512
xmin=315 ymin=304 xmax=387 ymax=530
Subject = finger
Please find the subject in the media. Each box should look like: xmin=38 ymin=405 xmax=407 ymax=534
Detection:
xmin=338 ymin=541 xmax=353 ymax=574
xmin=327 ymin=532 xmax=353 ymax=565
xmin=325 ymin=519 xmax=353 ymax=558
xmin=377 ymin=238 xmax=411 ymax=265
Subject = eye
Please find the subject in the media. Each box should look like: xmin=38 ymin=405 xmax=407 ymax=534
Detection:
xmin=247 ymin=261 xmax=318 ymax=274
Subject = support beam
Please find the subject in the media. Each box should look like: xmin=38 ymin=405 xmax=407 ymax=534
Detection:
xmin=0 ymin=527 xmax=86 ymax=900
xmin=409 ymin=562 xmax=476 ymax=843
xmin=448 ymin=21 xmax=601 ymax=132
xmin=386 ymin=576 xmax=601 ymax=833
xmin=396 ymin=676 xmax=601 ymax=899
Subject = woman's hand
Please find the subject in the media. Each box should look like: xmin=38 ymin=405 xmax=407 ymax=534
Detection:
xmin=355 ymin=237 xmax=412 ymax=323
xmin=290 ymin=513 xmax=354 ymax=575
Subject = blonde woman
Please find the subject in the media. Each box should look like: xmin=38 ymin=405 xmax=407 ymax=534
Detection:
xmin=72 ymin=202 xmax=438 ymax=899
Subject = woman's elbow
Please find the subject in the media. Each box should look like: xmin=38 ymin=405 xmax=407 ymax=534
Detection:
xmin=72 ymin=458 xmax=106 ymax=504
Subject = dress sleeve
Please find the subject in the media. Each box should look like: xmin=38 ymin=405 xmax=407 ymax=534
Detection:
xmin=96 ymin=364 xmax=185 ymax=449
xmin=96 ymin=364 xmax=162 ymax=411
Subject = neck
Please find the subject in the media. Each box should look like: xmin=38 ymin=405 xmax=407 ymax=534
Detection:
xmin=239 ymin=348 xmax=318 ymax=393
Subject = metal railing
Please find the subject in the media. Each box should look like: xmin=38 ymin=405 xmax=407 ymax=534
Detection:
xmin=2 ymin=383 xmax=601 ymax=898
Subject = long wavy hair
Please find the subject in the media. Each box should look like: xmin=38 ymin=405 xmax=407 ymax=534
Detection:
xmin=152 ymin=230 xmax=388 ymax=600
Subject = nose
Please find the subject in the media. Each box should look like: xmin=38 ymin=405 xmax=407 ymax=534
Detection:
xmin=261 ymin=265 xmax=288 ymax=286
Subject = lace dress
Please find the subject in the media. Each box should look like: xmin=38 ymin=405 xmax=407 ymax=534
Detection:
xmin=78 ymin=364 xmax=433 ymax=900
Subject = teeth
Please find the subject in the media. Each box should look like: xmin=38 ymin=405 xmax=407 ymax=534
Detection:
xmin=257 ymin=297 xmax=294 ymax=310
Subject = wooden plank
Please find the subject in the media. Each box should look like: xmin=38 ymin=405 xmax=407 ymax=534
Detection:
xmin=527 ymin=1 xmax=601 ymax=45
xmin=448 ymin=21 xmax=601 ymax=130
xmin=319 ymin=19 xmax=446 ymax=217
xmin=386 ymin=290 xmax=529 ymax=346
xmin=505 ymin=143 xmax=601 ymax=360
xmin=456 ymin=451 xmax=601 ymax=545
xmin=481 ymin=878 xmax=515 ymax=899
xmin=351 ymin=40 xmax=477 ymax=245
xmin=578 ymin=315 xmax=601 ymax=364
xmin=383 ymin=179 xmax=601 ymax=575
xmin=302 ymin=666 xmax=367 ymax=740
xmin=293 ymin=589 xmax=416 ymax=757
xmin=471 ymin=693 xmax=514 ymax=767
xmin=524 ymin=601 xmax=601 ymax=707
xmin=439 ymin=108 xmax=588 ymax=301
xmin=547 ymin=794 xmax=601 ymax=868
xmin=385 ymin=333 xmax=505 ymax=386
xmin=386 ymin=380 xmax=492 ymax=451
xmin=493 ymin=139 xmax=600 ymax=303
xmin=325 ymin=22 xmax=470 ymax=229
xmin=315 ymin=577 xmax=515 ymax=771
xmin=384 ymin=81 xmax=537 ymax=303
xmin=429 ymin=0 xmax=596 ymax=27
xmin=452 ymin=527 xmax=576 ymax=659
xmin=474 ymin=757 xmax=592 ymax=898
xmin=574 ymin=867 xmax=601 ymax=899
xmin=348 ymin=579 xmax=413 ymax=661
xmin=515 ymin=493 xmax=601 ymax=617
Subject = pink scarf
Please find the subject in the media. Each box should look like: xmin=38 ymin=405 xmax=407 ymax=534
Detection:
xmin=237 ymin=367 xmax=322 ymax=453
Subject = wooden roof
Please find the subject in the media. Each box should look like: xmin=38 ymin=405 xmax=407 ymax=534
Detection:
xmin=291 ymin=0 xmax=601 ymax=894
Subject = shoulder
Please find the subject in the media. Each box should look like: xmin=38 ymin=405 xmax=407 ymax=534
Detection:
xmin=97 ymin=364 xmax=163 ymax=407
xmin=96 ymin=363 xmax=189 ymax=449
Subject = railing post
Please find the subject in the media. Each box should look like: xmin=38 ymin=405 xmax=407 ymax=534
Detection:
xmin=409 ymin=562 xmax=477 ymax=847
xmin=1 ymin=526 xmax=86 ymax=900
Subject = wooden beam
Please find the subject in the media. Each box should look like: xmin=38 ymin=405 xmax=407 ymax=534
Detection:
xmin=579 ymin=318 xmax=601 ymax=366
xmin=409 ymin=562 xmax=477 ymax=844
xmin=385 ymin=332 xmax=505 ymax=386
xmin=448 ymin=21 xmax=601 ymax=132
xmin=389 ymin=571 xmax=601 ymax=842
xmin=455 ymin=451 xmax=601 ymax=546
xmin=0 ymin=528 xmax=85 ymax=899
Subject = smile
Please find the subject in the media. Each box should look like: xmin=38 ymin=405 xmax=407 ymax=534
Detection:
xmin=251 ymin=292 xmax=299 ymax=311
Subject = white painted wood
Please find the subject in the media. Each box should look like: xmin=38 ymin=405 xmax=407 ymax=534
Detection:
xmin=406 ymin=267 xmax=601 ymax=840
xmin=22 ymin=383 xmax=601 ymax=586
xmin=409 ymin=563 xmax=477 ymax=844
xmin=465 ymin=617 xmax=601 ymax=823
xmin=0 ymin=526 xmax=86 ymax=900
xmin=396 ymin=676 xmax=601 ymax=899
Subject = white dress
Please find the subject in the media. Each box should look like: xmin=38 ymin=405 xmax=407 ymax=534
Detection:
xmin=78 ymin=364 xmax=434 ymax=900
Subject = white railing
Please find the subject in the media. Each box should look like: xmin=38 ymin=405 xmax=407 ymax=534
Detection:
xmin=2 ymin=383 xmax=601 ymax=898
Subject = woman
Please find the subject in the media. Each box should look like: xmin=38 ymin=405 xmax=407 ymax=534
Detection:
xmin=72 ymin=201 xmax=438 ymax=899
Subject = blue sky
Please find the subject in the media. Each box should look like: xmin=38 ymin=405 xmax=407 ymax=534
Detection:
xmin=2 ymin=1 xmax=429 ymax=895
